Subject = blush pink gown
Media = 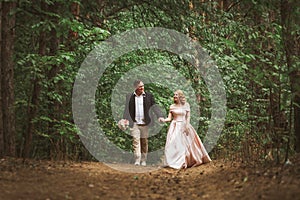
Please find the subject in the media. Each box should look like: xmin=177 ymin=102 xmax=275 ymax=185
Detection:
xmin=164 ymin=104 xmax=211 ymax=169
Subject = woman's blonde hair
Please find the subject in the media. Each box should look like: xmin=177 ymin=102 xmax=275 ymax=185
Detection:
xmin=175 ymin=89 xmax=186 ymax=105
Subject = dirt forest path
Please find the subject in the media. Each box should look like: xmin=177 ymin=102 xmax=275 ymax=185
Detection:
xmin=1 ymin=154 xmax=300 ymax=200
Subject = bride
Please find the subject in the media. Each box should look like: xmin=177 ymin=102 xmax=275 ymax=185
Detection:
xmin=161 ymin=90 xmax=211 ymax=169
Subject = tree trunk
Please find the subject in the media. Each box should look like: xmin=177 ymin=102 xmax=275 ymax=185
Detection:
xmin=1 ymin=1 xmax=16 ymax=157
xmin=23 ymin=1 xmax=47 ymax=158
xmin=293 ymin=74 xmax=300 ymax=152
xmin=47 ymin=2 xmax=62 ymax=160
xmin=0 ymin=1 xmax=4 ymax=158
xmin=218 ymin=0 xmax=230 ymax=11
xmin=67 ymin=2 xmax=80 ymax=50
xmin=280 ymin=0 xmax=300 ymax=152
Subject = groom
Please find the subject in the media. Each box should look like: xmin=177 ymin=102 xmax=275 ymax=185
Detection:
xmin=123 ymin=80 xmax=164 ymax=166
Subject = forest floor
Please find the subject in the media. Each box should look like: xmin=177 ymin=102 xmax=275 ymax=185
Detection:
xmin=0 ymin=154 xmax=299 ymax=200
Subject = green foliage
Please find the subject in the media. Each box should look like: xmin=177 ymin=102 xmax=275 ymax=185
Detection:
xmin=12 ymin=0 xmax=296 ymax=162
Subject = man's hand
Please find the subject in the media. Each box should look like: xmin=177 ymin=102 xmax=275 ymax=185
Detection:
xmin=118 ymin=119 xmax=129 ymax=130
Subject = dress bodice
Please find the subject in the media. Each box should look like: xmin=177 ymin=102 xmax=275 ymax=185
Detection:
xmin=170 ymin=104 xmax=190 ymax=122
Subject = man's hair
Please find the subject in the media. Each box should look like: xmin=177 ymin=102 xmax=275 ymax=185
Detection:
xmin=133 ymin=80 xmax=142 ymax=87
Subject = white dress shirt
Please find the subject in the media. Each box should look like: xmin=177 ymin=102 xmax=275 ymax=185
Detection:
xmin=134 ymin=92 xmax=145 ymax=124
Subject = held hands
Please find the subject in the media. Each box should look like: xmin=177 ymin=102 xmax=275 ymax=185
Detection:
xmin=158 ymin=117 xmax=165 ymax=123
xmin=158 ymin=117 xmax=172 ymax=123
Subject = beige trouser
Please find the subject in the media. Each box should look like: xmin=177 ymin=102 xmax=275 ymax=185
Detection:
xmin=130 ymin=123 xmax=149 ymax=163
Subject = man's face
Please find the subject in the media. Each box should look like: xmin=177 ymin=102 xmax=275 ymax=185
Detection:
xmin=135 ymin=82 xmax=144 ymax=95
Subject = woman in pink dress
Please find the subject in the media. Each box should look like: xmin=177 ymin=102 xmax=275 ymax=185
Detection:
xmin=161 ymin=90 xmax=211 ymax=169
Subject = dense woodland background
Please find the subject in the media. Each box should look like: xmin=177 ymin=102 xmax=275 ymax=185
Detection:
xmin=0 ymin=0 xmax=299 ymax=165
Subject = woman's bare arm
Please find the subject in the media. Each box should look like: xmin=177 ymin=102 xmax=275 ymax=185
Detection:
xmin=185 ymin=103 xmax=191 ymax=129
xmin=163 ymin=111 xmax=173 ymax=122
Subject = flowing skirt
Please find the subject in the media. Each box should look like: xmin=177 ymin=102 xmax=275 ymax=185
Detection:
xmin=164 ymin=121 xmax=211 ymax=169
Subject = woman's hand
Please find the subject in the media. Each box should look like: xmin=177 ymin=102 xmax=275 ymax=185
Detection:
xmin=158 ymin=117 xmax=165 ymax=123
xmin=184 ymin=124 xmax=189 ymax=135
